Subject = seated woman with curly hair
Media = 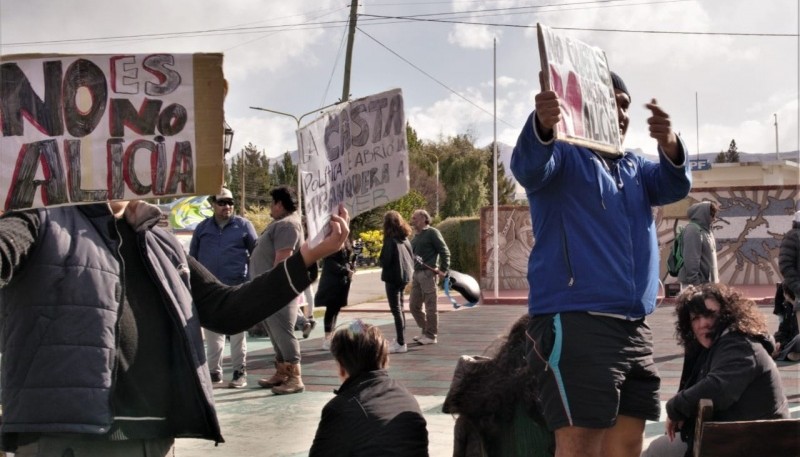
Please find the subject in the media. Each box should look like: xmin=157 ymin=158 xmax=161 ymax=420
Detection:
xmin=643 ymin=283 xmax=789 ymax=457
xmin=442 ymin=314 xmax=555 ymax=457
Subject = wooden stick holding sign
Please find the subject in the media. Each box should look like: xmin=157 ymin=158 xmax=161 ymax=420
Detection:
xmin=0 ymin=53 xmax=225 ymax=211
xmin=537 ymin=24 xmax=623 ymax=156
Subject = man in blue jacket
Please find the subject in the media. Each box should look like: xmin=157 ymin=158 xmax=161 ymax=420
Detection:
xmin=190 ymin=187 xmax=257 ymax=388
xmin=511 ymin=72 xmax=691 ymax=457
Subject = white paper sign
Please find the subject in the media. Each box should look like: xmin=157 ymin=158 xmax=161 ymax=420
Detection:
xmin=297 ymin=88 xmax=409 ymax=245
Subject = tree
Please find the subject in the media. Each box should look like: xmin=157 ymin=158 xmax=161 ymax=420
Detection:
xmin=714 ymin=139 xmax=740 ymax=163
xmin=271 ymin=151 xmax=298 ymax=188
xmin=483 ymin=142 xmax=517 ymax=205
xmin=431 ymin=133 xmax=489 ymax=218
xmin=227 ymin=143 xmax=271 ymax=209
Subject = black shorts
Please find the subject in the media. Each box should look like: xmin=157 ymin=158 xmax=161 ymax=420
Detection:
xmin=526 ymin=312 xmax=661 ymax=430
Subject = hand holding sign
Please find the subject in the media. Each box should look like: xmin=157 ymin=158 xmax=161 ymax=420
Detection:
xmin=645 ymin=99 xmax=680 ymax=162
xmin=534 ymin=90 xmax=562 ymax=138
xmin=300 ymin=203 xmax=350 ymax=267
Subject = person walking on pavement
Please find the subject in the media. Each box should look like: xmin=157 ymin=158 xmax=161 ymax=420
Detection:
xmin=190 ymin=187 xmax=257 ymax=389
xmin=317 ymin=238 xmax=355 ymax=350
xmin=678 ymin=201 xmax=719 ymax=288
xmin=409 ymin=209 xmax=450 ymax=345
xmin=0 ymin=199 xmax=349 ymax=456
xmin=250 ymin=185 xmax=307 ymax=395
xmin=779 ymin=210 xmax=800 ymax=306
xmin=379 ymin=211 xmax=416 ymax=354
xmin=511 ymin=70 xmax=691 ymax=457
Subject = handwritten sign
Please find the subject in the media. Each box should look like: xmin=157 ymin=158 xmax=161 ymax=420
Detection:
xmin=0 ymin=53 xmax=225 ymax=211
xmin=297 ymin=88 xmax=409 ymax=245
xmin=537 ymin=24 xmax=622 ymax=156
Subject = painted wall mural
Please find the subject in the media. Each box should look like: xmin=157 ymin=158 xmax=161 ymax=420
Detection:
xmin=480 ymin=186 xmax=798 ymax=291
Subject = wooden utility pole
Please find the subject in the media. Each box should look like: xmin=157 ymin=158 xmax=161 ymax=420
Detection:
xmin=341 ymin=2 xmax=359 ymax=102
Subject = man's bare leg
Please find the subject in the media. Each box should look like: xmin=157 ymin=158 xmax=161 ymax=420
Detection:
xmin=555 ymin=426 xmax=604 ymax=457
xmin=602 ymin=415 xmax=645 ymax=457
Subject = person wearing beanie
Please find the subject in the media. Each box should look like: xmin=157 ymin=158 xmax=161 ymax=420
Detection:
xmin=511 ymin=68 xmax=691 ymax=457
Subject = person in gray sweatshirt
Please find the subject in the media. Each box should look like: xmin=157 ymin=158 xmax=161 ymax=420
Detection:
xmin=678 ymin=201 xmax=719 ymax=287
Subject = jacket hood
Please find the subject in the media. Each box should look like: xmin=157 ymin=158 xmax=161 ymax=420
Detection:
xmin=687 ymin=201 xmax=714 ymax=230
xmin=717 ymin=327 xmax=776 ymax=354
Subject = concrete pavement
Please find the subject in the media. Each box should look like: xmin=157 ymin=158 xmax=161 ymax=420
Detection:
xmin=176 ymin=269 xmax=800 ymax=456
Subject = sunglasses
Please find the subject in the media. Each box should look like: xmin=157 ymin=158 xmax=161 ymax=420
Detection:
xmin=216 ymin=200 xmax=234 ymax=207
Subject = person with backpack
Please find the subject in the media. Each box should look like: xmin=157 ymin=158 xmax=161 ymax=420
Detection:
xmin=677 ymin=201 xmax=719 ymax=288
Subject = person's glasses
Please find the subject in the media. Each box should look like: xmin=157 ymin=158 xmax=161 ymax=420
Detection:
xmin=216 ymin=200 xmax=234 ymax=207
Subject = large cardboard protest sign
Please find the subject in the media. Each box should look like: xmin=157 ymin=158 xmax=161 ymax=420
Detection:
xmin=297 ymin=88 xmax=409 ymax=245
xmin=537 ymin=24 xmax=622 ymax=156
xmin=0 ymin=53 xmax=225 ymax=211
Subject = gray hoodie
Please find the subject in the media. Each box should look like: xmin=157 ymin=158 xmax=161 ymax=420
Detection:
xmin=678 ymin=201 xmax=719 ymax=285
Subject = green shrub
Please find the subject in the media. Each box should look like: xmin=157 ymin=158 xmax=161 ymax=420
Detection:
xmin=436 ymin=217 xmax=480 ymax=278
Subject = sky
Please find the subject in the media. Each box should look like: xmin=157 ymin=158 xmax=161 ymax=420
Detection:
xmin=1 ymin=0 xmax=798 ymax=162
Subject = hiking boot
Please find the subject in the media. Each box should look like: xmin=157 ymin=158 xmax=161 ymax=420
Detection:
xmin=302 ymin=319 xmax=317 ymax=339
xmin=228 ymin=370 xmax=247 ymax=389
xmin=388 ymin=340 xmax=408 ymax=354
xmin=258 ymin=362 xmax=289 ymax=388
xmin=210 ymin=372 xmax=223 ymax=385
xmin=417 ymin=336 xmax=438 ymax=345
xmin=272 ymin=363 xmax=305 ymax=395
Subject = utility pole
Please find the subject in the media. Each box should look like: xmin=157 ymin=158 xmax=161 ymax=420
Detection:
xmin=341 ymin=1 xmax=359 ymax=102
xmin=774 ymin=113 xmax=779 ymax=160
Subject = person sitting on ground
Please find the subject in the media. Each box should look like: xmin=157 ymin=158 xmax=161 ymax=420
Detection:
xmin=309 ymin=320 xmax=429 ymax=457
xmin=442 ymin=314 xmax=555 ymax=457
xmin=642 ymin=283 xmax=789 ymax=457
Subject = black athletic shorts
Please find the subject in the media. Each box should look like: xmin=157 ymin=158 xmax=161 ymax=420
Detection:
xmin=525 ymin=312 xmax=661 ymax=430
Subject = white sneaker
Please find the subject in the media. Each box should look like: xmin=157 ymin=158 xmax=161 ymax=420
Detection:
xmin=322 ymin=339 xmax=331 ymax=351
xmin=417 ymin=336 xmax=438 ymax=345
xmin=388 ymin=340 xmax=408 ymax=354
xmin=412 ymin=335 xmax=423 ymax=342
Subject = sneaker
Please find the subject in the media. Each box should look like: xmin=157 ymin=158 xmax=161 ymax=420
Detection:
xmin=412 ymin=335 xmax=423 ymax=342
xmin=302 ymin=319 xmax=317 ymax=339
xmin=417 ymin=336 xmax=438 ymax=345
xmin=322 ymin=339 xmax=331 ymax=351
xmin=228 ymin=370 xmax=247 ymax=389
xmin=210 ymin=372 xmax=223 ymax=384
xmin=388 ymin=340 xmax=408 ymax=354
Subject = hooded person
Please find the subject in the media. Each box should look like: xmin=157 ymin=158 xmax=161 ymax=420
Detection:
xmin=678 ymin=201 xmax=719 ymax=287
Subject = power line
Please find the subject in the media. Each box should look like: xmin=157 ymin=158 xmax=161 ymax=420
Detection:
xmin=356 ymin=27 xmax=514 ymax=129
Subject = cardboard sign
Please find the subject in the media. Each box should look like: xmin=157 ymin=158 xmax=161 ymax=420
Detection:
xmin=297 ymin=88 xmax=409 ymax=245
xmin=0 ymin=53 xmax=225 ymax=211
xmin=537 ymin=24 xmax=622 ymax=156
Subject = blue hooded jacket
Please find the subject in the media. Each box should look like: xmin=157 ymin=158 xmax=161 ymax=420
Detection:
xmin=511 ymin=112 xmax=692 ymax=318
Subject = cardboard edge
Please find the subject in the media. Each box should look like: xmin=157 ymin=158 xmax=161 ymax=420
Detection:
xmin=192 ymin=53 xmax=225 ymax=196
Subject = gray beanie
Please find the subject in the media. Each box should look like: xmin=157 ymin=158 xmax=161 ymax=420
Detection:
xmin=610 ymin=71 xmax=629 ymax=99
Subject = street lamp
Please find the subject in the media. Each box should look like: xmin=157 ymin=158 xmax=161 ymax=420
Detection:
xmin=249 ymin=102 xmax=340 ymax=213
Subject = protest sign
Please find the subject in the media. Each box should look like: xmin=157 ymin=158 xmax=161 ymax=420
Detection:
xmin=537 ymin=24 xmax=622 ymax=156
xmin=297 ymin=88 xmax=409 ymax=245
xmin=0 ymin=53 xmax=225 ymax=211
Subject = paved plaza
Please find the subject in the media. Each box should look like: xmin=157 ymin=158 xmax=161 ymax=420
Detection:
xmin=176 ymin=270 xmax=800 ymax=457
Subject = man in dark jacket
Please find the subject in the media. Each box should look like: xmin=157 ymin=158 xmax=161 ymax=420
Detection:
xmin=779 ymin=211 xmax=800 ymax=300
xmin=310 ymin=320 xmax=428 ymax=457
xmin=0 ymin=199 xmax=349 ymax=456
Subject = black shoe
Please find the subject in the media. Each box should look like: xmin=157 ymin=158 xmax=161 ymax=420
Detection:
xmin=228 ymin=370 xmax=247 ymax=388
xmin=210 ymin=372 xmax=223 ymax=384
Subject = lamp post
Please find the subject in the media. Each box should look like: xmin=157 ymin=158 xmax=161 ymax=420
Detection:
xmin=249 ymin=103 xmax=340 ymax=213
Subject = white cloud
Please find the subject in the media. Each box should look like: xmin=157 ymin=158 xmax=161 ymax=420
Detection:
xmin=448 ymin=24 xmax=497 ymax=50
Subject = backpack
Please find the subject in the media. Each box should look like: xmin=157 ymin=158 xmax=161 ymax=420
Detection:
xmin=667 ymin=222 xmax=699 ymax=277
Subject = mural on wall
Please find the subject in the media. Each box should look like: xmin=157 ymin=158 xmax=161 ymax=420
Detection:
xmin=659 ymin=186 xmax=798 ymax=287
xmin=480 ymin=206 xmax=533 ymax=290
xmin=480 ymin=187 xmax=798 ymax=291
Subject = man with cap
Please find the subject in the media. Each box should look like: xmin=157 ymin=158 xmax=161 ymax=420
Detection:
xmin=511 ymin=71 xmax=692 ymax=457
xmin=190 ymin=187 xmax=257 ymax=388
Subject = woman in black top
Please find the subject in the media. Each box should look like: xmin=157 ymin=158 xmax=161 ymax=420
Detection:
xmin=316 ymin=238 xmax=354 ymax=349
xmin=378 ymin=211 xmax=415 ymax=354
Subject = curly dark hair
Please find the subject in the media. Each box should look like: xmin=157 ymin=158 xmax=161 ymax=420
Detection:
xmin=443 ymin=314 xmax=544 ymax=437
xmin=383 ymin=210 xmax=412 ymax=239
xmin=674 ymin=283 xmax=768 ymax=349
